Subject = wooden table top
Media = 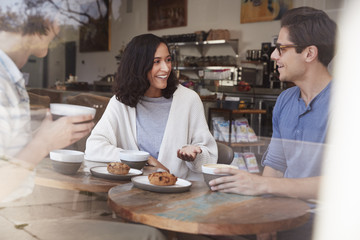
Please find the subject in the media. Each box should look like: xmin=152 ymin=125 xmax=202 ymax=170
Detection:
xmin=35 ymin=158 xmax=129 ymax=192
xmin=108 ymin=181 xmax=311 ymax=236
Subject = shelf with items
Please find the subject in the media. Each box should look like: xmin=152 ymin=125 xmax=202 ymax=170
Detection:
xmin=209 ymin=108 xmax=266 ymax=115
xmin=168 ymin=39 xmax=239 ymax=56
xmin=175 ymin=66 xmax=236 ymax=71
xmin=208 ymin=108 xmax=267 ymax=147
xmin=216 ymin=139 xmax=266 ymax=148
xmin=169 ymin=39 xmax=239 ymax=87
xmin=209 ymin=107 xmax=268 ymax=174
xmin=178 ymin=66 xmax=239 ymax=87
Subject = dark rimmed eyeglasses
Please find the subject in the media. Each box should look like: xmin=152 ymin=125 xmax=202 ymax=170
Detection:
xmin=275 ymin=43 xmax=299 ymax=56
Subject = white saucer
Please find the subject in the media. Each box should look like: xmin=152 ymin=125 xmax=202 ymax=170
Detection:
xmin=90 ymin=166 xmax=142 ymax=180
xmin=131 ymin=176 xmax=192 ymax=193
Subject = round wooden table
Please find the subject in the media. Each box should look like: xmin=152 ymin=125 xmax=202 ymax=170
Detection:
xmin=108 ymin=181 xmax=311 ymax=236
xmin=35 ymin=158 xmax=129 ymax=192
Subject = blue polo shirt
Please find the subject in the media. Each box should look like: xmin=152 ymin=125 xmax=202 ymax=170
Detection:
xmin=263 ymin=82 xmax=331 ymax=178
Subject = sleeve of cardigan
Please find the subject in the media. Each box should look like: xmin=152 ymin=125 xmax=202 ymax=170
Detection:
xmin=85 ymin=97 xmax=128 ymax=162
xmin=184 ymin=92 xmax=218 ymax=172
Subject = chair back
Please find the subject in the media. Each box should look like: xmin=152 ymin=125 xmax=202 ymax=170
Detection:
xmin=216 ymin=142 xmax=234 ymax=165
xmin=65 ymin=93 xmax=110 ymax=124
xmin=65 ymin=93 xmax=110 ymax=152
xmin=28 ymin=92 xmax=50 ymax=109
xmin=28 ymin=88 xmax=62 ymax=103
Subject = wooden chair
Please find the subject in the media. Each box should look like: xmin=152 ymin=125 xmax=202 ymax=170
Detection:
xmin=28 ymin=88 xmax=63 ymax=103
xmin=216 ymin=142 xmax=234 ymax=164
xmin=65 ymin=93 xmax=110 ymax=124
xmin=28 ymin=92 xmax=50 ymax=109
xmin=65 ymin=93 xmax=111 ymax=152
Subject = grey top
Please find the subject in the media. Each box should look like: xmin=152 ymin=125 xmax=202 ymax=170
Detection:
xmin=136 ymin=96 xmax=172 ymax=159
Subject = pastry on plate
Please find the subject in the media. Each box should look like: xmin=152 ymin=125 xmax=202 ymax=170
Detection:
xmin=107 ymin=162 xmax=130 ymax=175
xmin=148 ymin=172 xmax=178 ymax=186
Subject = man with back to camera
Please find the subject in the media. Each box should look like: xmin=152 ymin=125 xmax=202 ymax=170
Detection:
xmin=209 ymin=6 xmax=336 ymax=240
xmin=0 ymin=2 xmax=168 ymax=239
xmin=0 ymin=1 xmax=94 ymax=202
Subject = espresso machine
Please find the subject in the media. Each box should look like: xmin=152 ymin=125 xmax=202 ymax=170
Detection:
xmin=261 ymin=42 xmax=285 ymax=89
xmin=260 ymin=42 xmax=275 ymax=88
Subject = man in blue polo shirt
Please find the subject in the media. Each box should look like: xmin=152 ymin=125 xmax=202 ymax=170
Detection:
xmin=209 ymin=7 xmax=336 ymax=240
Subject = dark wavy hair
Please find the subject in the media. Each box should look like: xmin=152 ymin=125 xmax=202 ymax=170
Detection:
xmin=281 ymin=7 xmax=337 ymax=67
xmin=113 ymin=34 xmax=178 ymax=107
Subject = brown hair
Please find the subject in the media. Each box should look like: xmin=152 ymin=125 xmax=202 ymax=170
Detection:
xmin=281 ymin=7 xmax=337 ymax=67
xmin=0 ymin=2 xmax=55 ymax=36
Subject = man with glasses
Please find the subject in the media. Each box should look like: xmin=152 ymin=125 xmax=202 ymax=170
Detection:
xmin=210 ymin=7 xmax=336 ymax=240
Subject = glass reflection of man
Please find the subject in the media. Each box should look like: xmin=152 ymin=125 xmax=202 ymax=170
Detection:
xmin=0 ymin=1 xmax=95 ymax=202
xmin=0 ymin=2 xmax=167 ymax=240
xmin=210 ymin=7 xmax=336 ymax=240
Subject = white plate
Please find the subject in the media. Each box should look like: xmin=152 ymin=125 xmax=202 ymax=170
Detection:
xmin=90 ymin=166 xmax=142 ymax=180
xmin=131 ymin=176 xmax=192 ymax=193
xmin=83 ymin=158 xmax=111 ymax=172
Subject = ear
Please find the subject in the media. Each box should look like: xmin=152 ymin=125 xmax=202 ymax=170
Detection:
xmin=304 ymin=45 xmax=318 ymax=63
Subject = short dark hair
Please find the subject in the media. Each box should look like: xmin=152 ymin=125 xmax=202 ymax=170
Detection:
xmin=113 ymin=34 xmax=178 ymax=107
xmin=0 ymin=1 xmax=56 ymax=36
xmin=281 ymin=7 xmax=337 ymax=67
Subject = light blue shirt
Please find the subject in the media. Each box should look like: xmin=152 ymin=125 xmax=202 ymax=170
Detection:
xmin=0 ymin=49 xmax=31 ymax=158
xmin=0 ymin=49 xmax=34 ymax=202
xmin=263 ymin=82 xmax=331 ymax=178
xmin=136 ymin=96 xmax=172 ymax=159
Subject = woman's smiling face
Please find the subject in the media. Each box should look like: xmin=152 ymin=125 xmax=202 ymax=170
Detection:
xmin=145 ymin=43 xmax=172 ymax=98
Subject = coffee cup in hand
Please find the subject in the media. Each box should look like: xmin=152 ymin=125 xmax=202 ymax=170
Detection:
xmin=50 ymin=103 xmax=96 ymax=121
xmin=202 ymin=163 xmax=238 ymax=188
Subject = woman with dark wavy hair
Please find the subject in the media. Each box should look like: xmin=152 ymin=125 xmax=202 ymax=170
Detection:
xmin=113 ymin=34 xmax=178 ymax=107
xmin=86 ymin=34 xmax=217 ymax=180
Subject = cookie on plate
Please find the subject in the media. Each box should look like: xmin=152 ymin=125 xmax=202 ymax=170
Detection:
xmin=148 ymin=172 xmax=177 ymax=186
xmin=107 ymin=162 xmax=130 ymax=175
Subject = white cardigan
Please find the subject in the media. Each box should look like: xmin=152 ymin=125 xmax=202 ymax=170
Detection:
xmin=85 ymin=85 xmax=217 ymax=181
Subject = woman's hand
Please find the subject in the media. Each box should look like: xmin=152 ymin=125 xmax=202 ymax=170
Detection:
xmin=177 ymin=145 xmax=202 ymax=162
xmin=147 ymin=156 xmax=170 ymax=172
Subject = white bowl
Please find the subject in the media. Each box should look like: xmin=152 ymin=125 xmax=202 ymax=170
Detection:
xmin=119 ymin=150 xmax=150 ymax=162
xmin=201 ymin=163 xmax=238 ymax=175
xmin=50 ymin=149 xmax=84 ymax=163
xmin=50 ymin=150 xmax=84 ymax=175
xmin=50 ymin=103 xmax=96 ymax=119
xmin=202 ymin=164 xmax=238 ymax=188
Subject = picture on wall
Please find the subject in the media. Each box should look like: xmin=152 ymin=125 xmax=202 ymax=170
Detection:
xmin=241 ymin=0 xmax=293 ymax=23
xmin=148 ymin=0 xmax=187 ymax=30
xmin=79 ymin=0 xmax=110 ymax=52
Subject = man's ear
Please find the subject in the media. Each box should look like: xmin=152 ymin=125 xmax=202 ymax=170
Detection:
xmin=304 ymin=45 xmax=318 ymax=63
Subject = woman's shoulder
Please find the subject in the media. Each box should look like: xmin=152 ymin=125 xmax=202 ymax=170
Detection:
xmin=174 ymin=85 xmax=201 ymax=99
xmin=109 ymin=95 xmax=118 ymax=102
xmin=108 ymin=95 xmax=134 ymax=110
xmin=108 ymin=95 xmax=120 ymax=106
